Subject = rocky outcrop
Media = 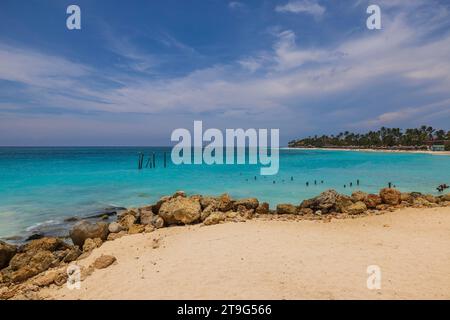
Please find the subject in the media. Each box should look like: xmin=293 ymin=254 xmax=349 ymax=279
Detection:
xmin=159 ymin=196 xmax=201 ymax=225
xmin=380 ymin=188 xmax=401 ymax=205
xmin=0 ymin=241 xmax=17 ymax=270
xmin=69 ymin=221 xmax=109 ymax=247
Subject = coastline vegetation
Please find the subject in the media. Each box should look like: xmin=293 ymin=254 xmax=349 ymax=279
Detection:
xmin=288 ymin=126 xmax=450 ymax=150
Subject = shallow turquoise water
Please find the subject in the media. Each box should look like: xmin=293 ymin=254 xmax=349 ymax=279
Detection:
xmin=0 ymin=147 xmax=449 ymax=238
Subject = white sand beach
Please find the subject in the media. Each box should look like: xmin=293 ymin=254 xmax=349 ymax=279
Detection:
xmin=38 ymin=206 xmax=450 ymax=300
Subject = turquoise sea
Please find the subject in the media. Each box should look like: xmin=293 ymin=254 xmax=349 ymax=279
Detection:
xmin=0 ymin=147 xmax=449 ymax=239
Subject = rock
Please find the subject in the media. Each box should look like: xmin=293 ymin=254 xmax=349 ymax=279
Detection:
xmin=107 ymin=231 xmax=127 ymax=241
xmin=335 ymin=195 xmax=354 ymax=213
xmin=299 ymin=208 xmax=314 ymax=215
xmin=347 ymin=201 xmax=367 ymax=215
xmin=82 ymin=238 xmax=103 ymax=252
xmin=441 ymin=193 xmax=450 ymax=202
xmin=128 ymin=224 xmax=145 ymax=234
xmin=118 ymin=214 xmax=137 ymax=230
xmin=33 ymin=270 xmax=58 ymax=287
xmin=144 ymin=225 xmax=155 ymax=233
xmin=10 ymin=250 xmax=55 ymax=283
xmin=152 ymin=216 xmax=165 ymax=229
xmin=172 ymin=190 xmax=186 ymax=198
xmin=237 ymin=206 xmax=254 ymax=219
xmin=158 ymin=197 xmax=201 ymax=224
xmin=299 ymin=198 xmax=314 ymax=209
xmin=217 ymin=193 xmax=234 ymax=212
xmin=200 ymin=196 xmax=218 ymax=209
xmin=26 ymin=233 xmax=44 ymax=241
xmin=69 ymin=221 xmax=109 ymax=247
xmin=375 ymin=204 xmax=389 ymax=211
xmin=413 ymin=197 xmax=431 ymax=207
xmin=139 ymin=209 xmax=154 ymax=225
xmin=379 ymin=188 xmax=401 ymax=205
xmin=153 ymin=196 xmax=171 ymax=213
xmin=92 ymin=255 xmax=116 ymax=269
xmin=276 ymin=204 xmax=298 ymax=215
xmin=255 ymin=202 xmax=270 ymax=215
xmin=351 ymin=191 xmax=368 ymax=202
xmin=54 ymin=271 xmax=68 ymax=286
xmin=200 ymin=204 xmax=216 ymax=221
xmin=400 ymin=192 xmax=413 ymax=203
xmin=203 ymin=212 xmax=226 ymax=226
xmin=309 ymin=190 xmax=339 ymax=213
xmin=234 ymin=198 xmax=259 ymax=210
xmin=20 ymin=237 xmax=70 ymax=253
xmin=63 ymin=247 xmax=82 ymax=263
xmin=108 ymin=222 xmax=123 ymax=233
xmin=424 ymin=194 xmax=438 ymax=203
xmin=0 ymin=241 xmax=17 ymax=269
xmin=364 ymin=194 xmax=382 ymax=209
xmin=315 ymin=210 xmax=322 ymax=216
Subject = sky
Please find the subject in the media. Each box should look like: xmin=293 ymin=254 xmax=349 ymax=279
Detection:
xmin=0 ymin=0 xmax=449 ymax=146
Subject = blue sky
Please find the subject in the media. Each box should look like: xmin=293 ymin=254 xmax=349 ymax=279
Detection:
xmin=0 ymin=0 xmax=449 ymax=146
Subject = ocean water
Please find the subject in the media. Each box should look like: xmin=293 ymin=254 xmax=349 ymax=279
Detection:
xmin=0 ymin=147 xmax=449 ymax=239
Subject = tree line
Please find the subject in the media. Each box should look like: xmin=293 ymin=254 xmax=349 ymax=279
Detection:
xmin=288 ymin=126 xmax=450 ymax=150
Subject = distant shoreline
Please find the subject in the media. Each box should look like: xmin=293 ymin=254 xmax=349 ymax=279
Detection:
xmin=284 ymin=147 xmax=450 ymax=156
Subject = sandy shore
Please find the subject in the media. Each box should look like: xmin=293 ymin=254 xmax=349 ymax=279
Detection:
xmin=285 ymin=147 xmax=450 ymax=156
xmin=37 ymin=206 xmax=450 ymax=300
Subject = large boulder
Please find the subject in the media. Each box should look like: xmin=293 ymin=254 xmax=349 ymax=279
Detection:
xmin=351 ymin=191 xmax=368 ymax=202
xmin=276 ymin=204 xmax=298 ymax=215
xmin=379 ymin=188 xmax=401 ymax=205
xmin=234 ymin=198 xmax=259 ymax=210
xmin=309 ymin=190 xmax=340 ymax=213
xmin=441 ymin=193 xmax=450 ymax=202
xmin=158 ymin=197 xmax=201 ymax=225
xmin=0 ymin=241 xmax=16 ymax=270
xmin=69 ymin=221 xmax=109 ymax=247
xmin=364 ymin=194 xmax=382 ymax=209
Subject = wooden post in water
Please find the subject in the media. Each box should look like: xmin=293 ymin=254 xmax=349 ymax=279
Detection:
xmin=138 ymin=152 xmax=144 ymax=170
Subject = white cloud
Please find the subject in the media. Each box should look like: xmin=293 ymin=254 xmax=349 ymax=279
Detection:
xmin=275 ymin=0 xmax=326 ymax=18
xmin=229 ymin=2 xmax=244 ymax=10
